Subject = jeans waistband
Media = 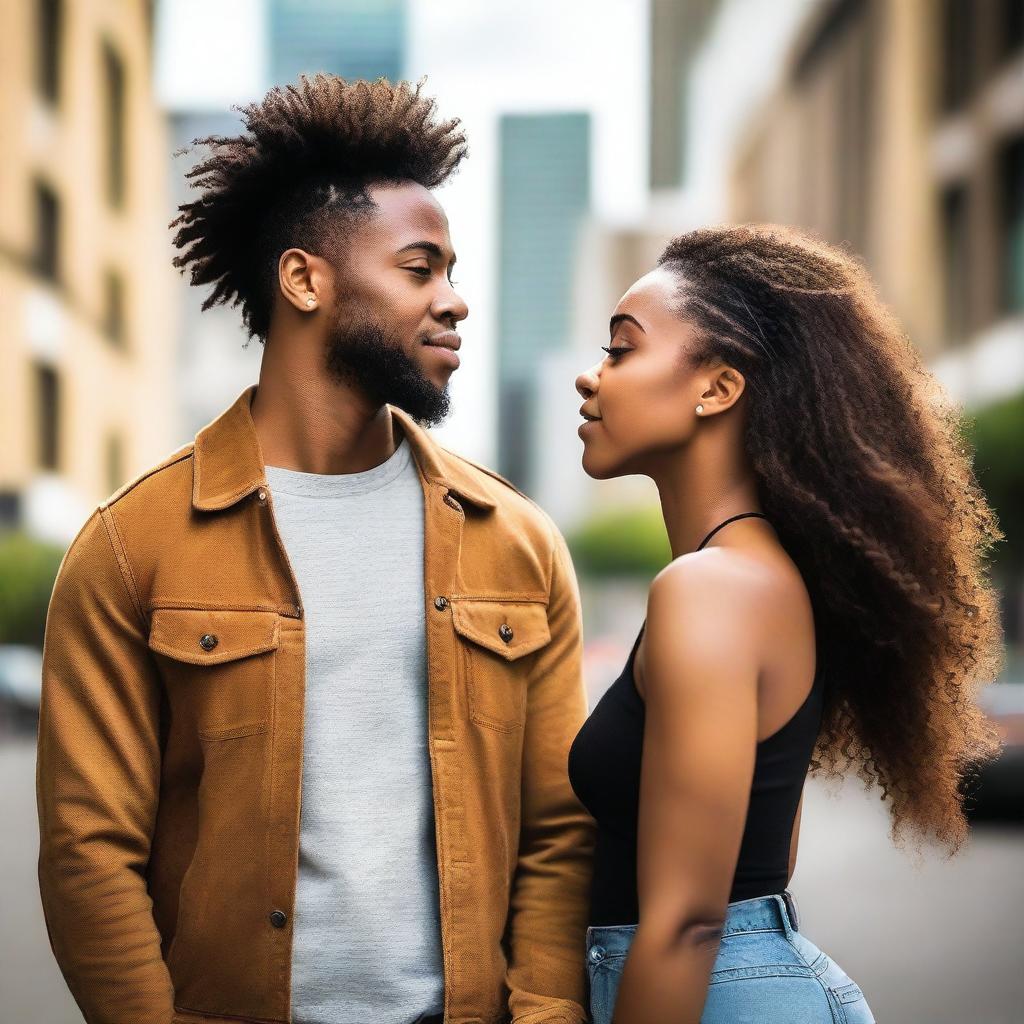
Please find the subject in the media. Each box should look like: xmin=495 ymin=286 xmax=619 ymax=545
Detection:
xmin=720 ymin=890 xmax=799 ymax=937
xmin=586 ymin=889 xmax=800 ymax=954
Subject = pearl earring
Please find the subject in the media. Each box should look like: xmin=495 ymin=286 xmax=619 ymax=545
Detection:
xmin=695 ymin=404 xmax=704 ymax=414
xmin=305 ymin=296 xmax=316 ymax=307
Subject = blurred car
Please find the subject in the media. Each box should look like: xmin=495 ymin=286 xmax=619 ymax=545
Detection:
xmin=970 ymin=681 xmax=1024 ymax=819
xmin=0 ymin=644 xmax=43 ymax=729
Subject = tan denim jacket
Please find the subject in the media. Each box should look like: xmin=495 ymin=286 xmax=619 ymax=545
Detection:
xmin=36 ymin=386 xmax=595 ymax=1024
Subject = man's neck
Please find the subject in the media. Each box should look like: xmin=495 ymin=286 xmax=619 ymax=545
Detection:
xmin=250 ymin=370 xmax=399 ymax=476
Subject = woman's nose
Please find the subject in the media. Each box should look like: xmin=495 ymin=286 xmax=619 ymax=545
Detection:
xmin=576 ymin=366 xmax=599 ymax=400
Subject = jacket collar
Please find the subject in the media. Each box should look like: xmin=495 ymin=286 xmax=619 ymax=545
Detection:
xmin=192 ymin=386 xmax=496 ymax=512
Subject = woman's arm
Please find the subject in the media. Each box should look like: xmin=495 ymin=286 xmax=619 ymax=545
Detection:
xmin=610 ymin=551 xmax=769 ymax=1024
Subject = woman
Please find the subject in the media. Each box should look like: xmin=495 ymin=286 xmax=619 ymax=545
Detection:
xmin=567 ymin=224 xmax=1003 ymax=1024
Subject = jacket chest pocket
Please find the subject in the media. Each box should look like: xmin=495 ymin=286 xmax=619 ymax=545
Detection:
xmin=451 ymin=599 xmax=550 ymax=733
xmin=147 ymin=608 xmax=280 ymax=742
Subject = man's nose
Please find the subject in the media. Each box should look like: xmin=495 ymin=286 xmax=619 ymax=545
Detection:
xmin=434 ymin=282 xmax=469 ymax=324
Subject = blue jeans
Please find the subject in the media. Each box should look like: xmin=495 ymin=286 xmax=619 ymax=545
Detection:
xmin=585 ymin=891 xmax=874 ymax=1023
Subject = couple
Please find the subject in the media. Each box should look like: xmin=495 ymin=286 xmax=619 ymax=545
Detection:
xmin=36 ymin=76 xmax=1001 ymax=1024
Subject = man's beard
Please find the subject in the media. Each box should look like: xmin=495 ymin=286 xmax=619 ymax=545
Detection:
xmin=324 ymin=310 xmax=451 ymax=427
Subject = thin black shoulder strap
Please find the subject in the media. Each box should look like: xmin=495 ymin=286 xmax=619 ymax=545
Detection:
xmin=696 ymin=512 xmax=770 ymax=552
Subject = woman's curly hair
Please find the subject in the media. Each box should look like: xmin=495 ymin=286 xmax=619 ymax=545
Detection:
xmin=658 ymin=223 xmax=1003 ymax=852
xmin=170 ymin=74 xmax=467 ymax=342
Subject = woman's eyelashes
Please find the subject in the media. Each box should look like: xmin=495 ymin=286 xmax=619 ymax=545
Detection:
xmin=601 ymin=345 xmax=631 ymax=361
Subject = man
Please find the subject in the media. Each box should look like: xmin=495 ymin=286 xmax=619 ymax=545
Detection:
xmin=36 ymin=75 xmax=594 ymax=1024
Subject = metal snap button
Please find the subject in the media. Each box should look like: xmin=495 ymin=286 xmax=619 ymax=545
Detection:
xmin=498 ymin=623 xmax=514 ymax=643
xmin=257 ymin=489 xmax=267 ymax=502
xmin=269 ymin=910 xmax=287 ymax=928
xmin=588 ymin=945 xmax=605 ymax=963
xmin=199 ymin=633 xmax=218 ymax=652
xmin=434 ymin=596 xmax=450 ymax=611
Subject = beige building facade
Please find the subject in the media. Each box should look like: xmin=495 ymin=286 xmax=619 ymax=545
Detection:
xmin=0 ymin=0 xmax=177 ymax=543
xmin=729 ymin=0 xmax=1024 ymax=398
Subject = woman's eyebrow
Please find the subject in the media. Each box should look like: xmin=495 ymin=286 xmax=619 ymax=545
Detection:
xmin=609 ymin=313 xmax=645 ymax=335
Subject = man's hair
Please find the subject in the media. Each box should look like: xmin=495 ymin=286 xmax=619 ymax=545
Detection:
xmin=170 ymin=75 xmax=468 ymax=342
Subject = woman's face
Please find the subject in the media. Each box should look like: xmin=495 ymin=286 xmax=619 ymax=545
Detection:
xmin=575 ymin=268 xmax=709 ymax=480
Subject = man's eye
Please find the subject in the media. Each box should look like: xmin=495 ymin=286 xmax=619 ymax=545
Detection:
xmin=406 ymin=266 xmax=431 ymax=277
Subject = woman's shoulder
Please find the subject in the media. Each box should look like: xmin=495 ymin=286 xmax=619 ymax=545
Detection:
xmin=642 ymin=547 xmax=809 ymax=691
xmin=649 ymin=545 xmax=793 ymax=614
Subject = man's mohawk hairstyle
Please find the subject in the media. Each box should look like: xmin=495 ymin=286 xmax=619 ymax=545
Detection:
xmin=170 ymin=75 xmax=468 ymax=341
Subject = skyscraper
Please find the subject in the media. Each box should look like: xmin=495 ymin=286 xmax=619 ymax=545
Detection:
xmin=270 ymin=0 xmax=405 ymax=85
xmin=497 ymin=112 xmax=591 ymax=490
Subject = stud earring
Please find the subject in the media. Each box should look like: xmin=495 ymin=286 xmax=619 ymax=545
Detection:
xmin=305 ymin=296 xmax=316 ymax=308
xmin=695 ymin=404 xmax=704 ymax=414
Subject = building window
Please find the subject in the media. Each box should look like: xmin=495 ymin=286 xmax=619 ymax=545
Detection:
xmin=102 ymin=42 xmax=126 ymax=208
xmin=105 ymin=434 xmax=125 ymax=495
xmin=33 ymin=180 xmax=60 ymax=283
xmin=34 ymin=363 xmax=60 ymax=471
xmin=941 ymin=0 xmax=974 ymax=113
xmin=941 ymin=184 xmax=971 ymax=342
xmin=0 ymin=491 xmax=21 ymax=531
xmin=997 ymin=0 xmax=1024 ymax=63
xmin=36 ymin=0 xmax=62 ymax=104
xmin=999 ymin=136 xmax=1024 ymax=314
xmin=103 ymin=269 xmax=126 ymax=347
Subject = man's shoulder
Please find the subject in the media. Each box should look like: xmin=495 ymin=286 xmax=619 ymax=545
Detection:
xmin=442 ymin=447 xmax=527 ymax=500
xmin=435 ymin=445 xmax=554 ymax=529
xmin=54 ymin=443 xmax=195 ymax=588
xmin=99 ymin=442 xmax=196 ymax=513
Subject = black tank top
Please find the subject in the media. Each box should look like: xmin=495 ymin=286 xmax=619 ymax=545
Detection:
xmin=567 ymin=514 xmax=825 ymax=926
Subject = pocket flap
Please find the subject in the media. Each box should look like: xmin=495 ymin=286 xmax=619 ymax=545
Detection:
xmin=451 ymin=599 xmax=550 ymax=661
xmin=148 ymin=608 xmax=280 ymax=665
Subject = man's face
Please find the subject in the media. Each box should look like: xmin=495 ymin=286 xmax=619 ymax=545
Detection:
xmin=323 ymin=182 xmax=468 ymax=426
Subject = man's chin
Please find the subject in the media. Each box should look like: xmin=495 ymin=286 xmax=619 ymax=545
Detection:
xmin=389 ymin=385 xmax=451 ymax=428
xmin=323 ymin=321 xmax=452 ymax=426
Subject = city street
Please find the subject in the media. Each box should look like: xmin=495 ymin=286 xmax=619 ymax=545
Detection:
xmin=4 ymin=731 xmax=1022 ymax=1023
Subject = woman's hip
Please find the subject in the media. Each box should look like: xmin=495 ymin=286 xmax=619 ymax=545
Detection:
xmin=585 ymin=891 xmax=874 ymax=1024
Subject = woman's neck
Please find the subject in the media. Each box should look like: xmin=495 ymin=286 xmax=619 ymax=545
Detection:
xmin=652 ymin=440 xmax=763 ymax=559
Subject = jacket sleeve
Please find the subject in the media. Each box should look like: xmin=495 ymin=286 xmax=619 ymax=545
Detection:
xmin=36 ymin=508 xmax=174 ymax=1024
xmin=504 ymin=519 xmax=596 ymax=1024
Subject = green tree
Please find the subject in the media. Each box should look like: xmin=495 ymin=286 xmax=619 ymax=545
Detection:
xmin=567 ymin=504 xmax=671 ymax=579
xmin=0 ymin=532 xmax=65 ymax=649
xmin=966 ymin=391 xmax=1024 ymax=570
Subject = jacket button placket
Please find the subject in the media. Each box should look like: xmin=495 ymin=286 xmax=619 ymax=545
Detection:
xmin=424 ymin=484 xmax=469 ymax=1016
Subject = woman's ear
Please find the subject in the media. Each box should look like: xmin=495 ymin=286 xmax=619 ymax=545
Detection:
xmin=698 ymin=366 xmax=746 ymax=416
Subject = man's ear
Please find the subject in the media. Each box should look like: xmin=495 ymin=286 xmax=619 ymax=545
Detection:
xmin=278 ymin=248 xmax=321 ymax=314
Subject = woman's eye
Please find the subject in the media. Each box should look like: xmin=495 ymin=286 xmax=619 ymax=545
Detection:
xmin=601 ymin=346 xmax=630 ymax=360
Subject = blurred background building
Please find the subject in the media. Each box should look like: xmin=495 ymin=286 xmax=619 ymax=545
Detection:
xmin=497 ymin=111 xmax=591 ymax=488
xmin=0 ymin=0 xmax=176 ymax=546
xmin=2 ymin=2 xmax=1023 ymax=1021
xmin=728 ymin=0 xmax=1024 ymax=667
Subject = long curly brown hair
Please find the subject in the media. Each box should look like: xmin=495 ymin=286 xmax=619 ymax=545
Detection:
xmin=170 ymin=74 xmax=467 ymax=342
xmin=658 ymin=223 xmax=1003 ymax=851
